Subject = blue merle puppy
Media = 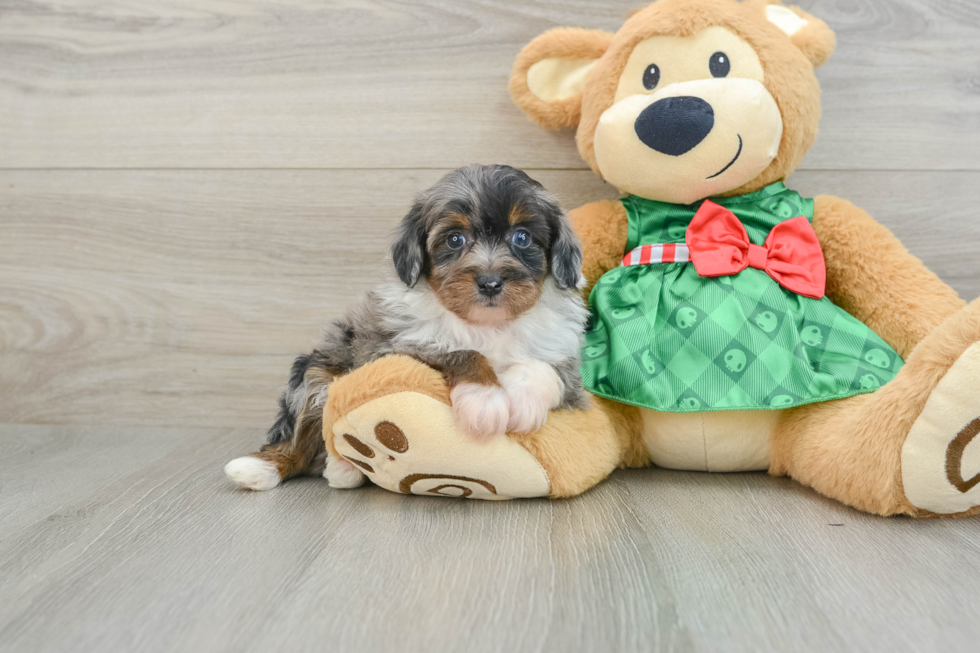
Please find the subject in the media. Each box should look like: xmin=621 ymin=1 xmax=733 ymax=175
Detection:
xmin=226 ymin=165 xmax=589 ymax=491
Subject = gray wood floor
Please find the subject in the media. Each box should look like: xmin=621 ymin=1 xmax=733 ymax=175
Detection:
xmin=2 ymin=1 xmax=979 ymax=651
xmin=2 ymin=424 xmax=980 ymax=653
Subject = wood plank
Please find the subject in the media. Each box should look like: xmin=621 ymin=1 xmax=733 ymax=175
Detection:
xmin=1 ymin=424 xmax=978 ymax=652
xmin=0 ymin=0 xmax=977 ymax=170
xmin=2 ymin=169 xmax=977 ymax=428
xmin=0 ymin=168 xmax=618 ymax=427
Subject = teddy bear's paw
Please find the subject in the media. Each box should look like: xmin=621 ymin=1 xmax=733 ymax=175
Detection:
xmin=224 ymin=456 xmax=281 ymax=491
xmin=499 ymin=360 xmax=563 ymax=434
xmin=331 ymin=391 xmax=550 ymax=500
xmin=902 ymin=342 xmax=980 ymax=515
xmin=450 ymin=382 xmax=510 ymax=441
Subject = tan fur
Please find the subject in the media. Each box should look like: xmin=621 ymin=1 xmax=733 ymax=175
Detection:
xmin=813 ymin=195 xmax=965 ymax=358
xmin=771 ymin=298 xmax=980 ymax=517
xmin=510 ymin=0 xmax=832 ymax=196
xmin=588 ymin=0 xmax=823 ymax=193
xmin=324 ymin=355 xmax=451 ymax=458
xmin=789 ymin=19 xmax=835 ymax=69
xmin=435 ymin=350 xmax=501 ymax=388
xmin=508 ymin=204 xmax=530 ymax=225
xmin=916 ymin=505 xmax=980 ymax=520
xmin=429 ymin=258 xmax=543 ymax=322
xmin=438 ymin=213 xmax=470 ymax=231
xmin=428 ymin=267 xmax=480 ymax=319
xmin=568 ymin=200 xmax=631 ymax=298
xmin=502 ymin=278 xmax=545 ymax=319
xmin=512 ymin=397 xmax=647 ymax=498
xmin=747 ymin=0 xmax=838 ymax=68
xmin=509 ymin=28 xmax=614 ymax=130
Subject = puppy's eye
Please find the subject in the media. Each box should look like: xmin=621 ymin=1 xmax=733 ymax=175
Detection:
xmin=709 ymin=52 xmax=730 ymax=78
xmin=642 ymin=63 xmax=660 ymax=90
xmin=447 ymin=232 xmax=466 ymax=250
xmin=511 ymin=229 xmax=531 ymax=249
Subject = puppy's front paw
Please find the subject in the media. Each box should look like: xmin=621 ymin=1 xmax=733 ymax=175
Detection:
xmin=499 ymin=361 xmax=563 ymax=434
xmin=450 ymin=383 xmax=510 ymax=441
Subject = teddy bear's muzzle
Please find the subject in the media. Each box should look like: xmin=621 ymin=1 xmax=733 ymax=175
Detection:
xmin=593 ymin=77 xmax=783 ymax=204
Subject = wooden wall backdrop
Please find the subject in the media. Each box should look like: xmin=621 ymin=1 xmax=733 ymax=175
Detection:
xmin=2 ymin=0 xmax=979 ymax=428
xmin=3 ymin=2 xmax=980 ymax=652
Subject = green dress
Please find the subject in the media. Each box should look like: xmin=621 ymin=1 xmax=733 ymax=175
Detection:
xmin=581 ymin=182 xmax=904 ymax=413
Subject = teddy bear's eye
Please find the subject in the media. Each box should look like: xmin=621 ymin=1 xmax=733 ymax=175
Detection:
xmin=642 ymin=63 xmax=661 ymax=90
xmin=709 ymin=52 xmax=730 ymax=78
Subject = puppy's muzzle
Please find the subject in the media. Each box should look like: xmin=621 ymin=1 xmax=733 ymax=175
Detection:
xmin=476 ymin=274 xmax=504 ymax=297
xmin=634 ymin=96 xmax=715 ymax=156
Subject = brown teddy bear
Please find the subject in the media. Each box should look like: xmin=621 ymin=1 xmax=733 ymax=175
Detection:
xmin=321 ymin=0 xmax=980 ymax=517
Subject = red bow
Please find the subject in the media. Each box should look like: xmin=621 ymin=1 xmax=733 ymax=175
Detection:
xmin=685 ymin=200 xmax=826 ymax=299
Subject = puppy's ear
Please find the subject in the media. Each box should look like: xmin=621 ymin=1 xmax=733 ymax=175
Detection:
xmin=545 ymin=202 xmax=584 ymax=291
xmin=391 ymin=201 xmax=428 ymax=287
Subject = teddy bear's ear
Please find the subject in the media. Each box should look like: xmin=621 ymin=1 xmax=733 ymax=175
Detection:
xmin=509 ymin=28 xmax=613 ymax=130
xmin=762 ymin=2 xmax=836 ymax=68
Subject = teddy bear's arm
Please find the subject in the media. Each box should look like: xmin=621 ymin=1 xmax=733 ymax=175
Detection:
xmin=568 ymin=200 xmax=630 ymax=298
xmin=812 ymin=195 xmax=965 ymax=358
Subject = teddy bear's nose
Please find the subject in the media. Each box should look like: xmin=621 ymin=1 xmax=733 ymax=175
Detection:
xmin=634 ymin=96 xmax=715 ymax=156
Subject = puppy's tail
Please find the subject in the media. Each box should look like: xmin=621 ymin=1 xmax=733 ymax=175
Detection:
xmin=225 ymin=353 xmax=331 ymax=491
xmin=265 ymin=352 xmax=333 ymax=476
xmin=267 ymin=353 xmax=313 ymax=445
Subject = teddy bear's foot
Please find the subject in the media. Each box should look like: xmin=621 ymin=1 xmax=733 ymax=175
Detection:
xmin=331 ymin=391 xmax=551 ymax=500
xmin=902 ymin=342 xmax=980 ymax=515
xmin=324 ymin=355 xmax=552 ymax=500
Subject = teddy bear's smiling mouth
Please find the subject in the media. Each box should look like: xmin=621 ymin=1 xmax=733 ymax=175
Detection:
xmin=706 ymin=134 xmax=743 ymax=179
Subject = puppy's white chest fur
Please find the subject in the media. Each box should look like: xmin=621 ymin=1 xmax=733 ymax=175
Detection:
xmin=376 ymin=277 xmax=588 ymax=374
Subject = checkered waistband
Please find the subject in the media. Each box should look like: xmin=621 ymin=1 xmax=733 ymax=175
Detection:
xmin=621 ymin=243 xmax=691 ymax=267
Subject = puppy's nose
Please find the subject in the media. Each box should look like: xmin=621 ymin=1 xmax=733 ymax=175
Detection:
xmin=634 ymin=96 xmax=714 ymax=156
xmin=476 ymin=274 xmax=504 ymax=297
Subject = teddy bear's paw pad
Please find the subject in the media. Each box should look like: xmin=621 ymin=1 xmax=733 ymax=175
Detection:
xmin=902 ymin=342 xmax=980 ymax=514
xmin=331 ymin=391 xmax=550 ymax=500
